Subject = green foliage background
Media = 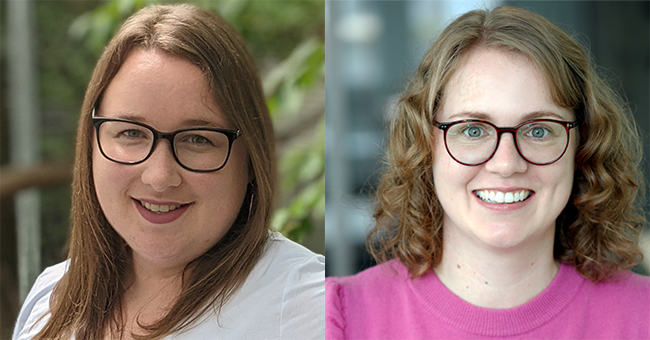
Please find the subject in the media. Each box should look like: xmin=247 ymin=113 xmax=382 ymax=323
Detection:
xmin=0 ymin=0 xmax=324 ymax=335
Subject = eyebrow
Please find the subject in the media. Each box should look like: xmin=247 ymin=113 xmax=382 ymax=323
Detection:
xmin=109 ymin=113 xmax=228 ymax=129
xmin=446 ymin=110 xmax=568 ymax=122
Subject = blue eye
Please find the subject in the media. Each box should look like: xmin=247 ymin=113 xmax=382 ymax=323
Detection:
xmin=188 ymin=135 xmax=212 ymax=145
xmin=522 ymin=125 xmax=554 ymax=140
xmin=529 ymin=127 xmax=549 ymax=138
xmin=463 ymin=126 xmax=484 ymax=138
xmin=177 ymin=133 xmax=222 ymax=150
xmin=120 ymin=129 xmax=146 ymax=139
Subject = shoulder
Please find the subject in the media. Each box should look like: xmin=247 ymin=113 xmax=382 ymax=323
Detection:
xmin=262 ymin=232 xmax=325 ymax=311
xmin=265 ymin=231 xmax=325 ymax=270
xmin=565 ymin=268 xmax=650 ymax=338
xmin=188 ymin=232 xmax=324 ymax=340
xmin=583 ymin=270 xmax=650 ymax=298
xmin=267 ymin=233 xmax=325 ymax=339
xmin=327 ymin=259 xmax=410 ymax=301
xmin=260 ymin=232 xmax=325 ymax=293
xmin=244 ymin=232 xmax=324 ymax=301
xmin=582 ymin=270 xmax=650 ymax=305
xmin=326 ymin=259 xmax=412 ymax=340
xmin=13 ymin=261 xmax=69 ymax=340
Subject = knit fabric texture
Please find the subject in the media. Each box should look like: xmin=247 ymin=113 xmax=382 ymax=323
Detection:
xmin=326 ymin=259 xmax=650 ymax=340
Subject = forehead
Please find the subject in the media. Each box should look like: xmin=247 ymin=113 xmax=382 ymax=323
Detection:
xmin=99 ymin=49 xmax=229 ymax=129
xmin=439 ymin=48 xmax=572 ymax=122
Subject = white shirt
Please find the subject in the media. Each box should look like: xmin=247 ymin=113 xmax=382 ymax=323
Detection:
xmin=13 ymin=232 xmax=325 ymax=340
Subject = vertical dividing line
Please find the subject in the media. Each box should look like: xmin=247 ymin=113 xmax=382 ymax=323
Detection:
xmin=325 ymin=1 xmax=354 ymax=276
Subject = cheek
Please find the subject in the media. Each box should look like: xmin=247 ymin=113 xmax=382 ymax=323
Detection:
xmin=432 ymin=135 xmax=448 ymax=182
xmin=557 ymin=141 xmax=577 ymax=186
xmin=226 ymin=142 xmax=250 ymax=186
xmin=91 ymin=144 xmax=134 ymax=205
xmin=92 ymin=145 xmax=110 ymax=196
xmin=92 ymin=139 xmax=115 ymax=184
xmin=92 ymin=147 xmax=119 ymax=220
xmin=558 ymin=160 xmax=576 ymax=196
xmin=199 ymin=144 xmax=250 ymax=205
xmin=532 ymin=156 xmax=575 ymax=206
xmin=432 ymin=143 xmax=479 ymax=200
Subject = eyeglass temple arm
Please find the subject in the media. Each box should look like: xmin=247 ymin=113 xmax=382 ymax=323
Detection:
xmin=433 ymin=121 xmax=449 ymax=130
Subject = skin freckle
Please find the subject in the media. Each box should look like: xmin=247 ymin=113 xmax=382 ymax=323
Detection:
xmin=457 ymin=264 xmax=461 ymax=269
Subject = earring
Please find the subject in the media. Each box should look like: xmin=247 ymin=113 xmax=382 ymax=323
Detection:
xmin=247 ymin=189 xmax=255 ymax=223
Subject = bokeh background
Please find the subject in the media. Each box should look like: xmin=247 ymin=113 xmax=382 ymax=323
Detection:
xmin=325 ymin=1 xmax=650 ymax=277
xmin=0 ymin=1 xmax=324 ymax=337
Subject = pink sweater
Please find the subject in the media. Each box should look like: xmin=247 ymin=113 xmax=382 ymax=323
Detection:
xmin=326 ymin=259 xmax=650 ymax=339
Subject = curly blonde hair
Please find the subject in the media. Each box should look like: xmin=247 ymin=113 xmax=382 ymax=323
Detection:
xmin=368 ymin=5 xmax=645 ymax=282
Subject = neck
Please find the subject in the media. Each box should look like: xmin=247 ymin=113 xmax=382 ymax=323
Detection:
xmin=435 ymin=223 xmax=559 ymax=309
xmin=131 ymin=254 xmax=186 ymax=286
xmin=121 ymin=255 xmax=186 ymax=328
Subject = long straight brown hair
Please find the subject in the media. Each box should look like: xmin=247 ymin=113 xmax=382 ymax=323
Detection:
xmin=36 ymin=4 xmax=276 ymax=340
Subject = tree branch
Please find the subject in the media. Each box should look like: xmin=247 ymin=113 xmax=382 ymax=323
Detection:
xmin=0 ymin=162 xmax=73 ymax=199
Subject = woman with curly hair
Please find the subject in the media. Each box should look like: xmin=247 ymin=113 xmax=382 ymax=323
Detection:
xmin=326 ymin=5 xmax=649 ymax=339
xmin=13 ymin=4 xmax=324 ymax=340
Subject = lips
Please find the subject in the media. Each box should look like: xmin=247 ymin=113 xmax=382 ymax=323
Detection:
xmin=140 ymin=201 xmax=185 ymax=213
xmin=133 ymin=198 xmax=192 ymax=224
xmin=475 ymin=189 xmax=532 ymax=204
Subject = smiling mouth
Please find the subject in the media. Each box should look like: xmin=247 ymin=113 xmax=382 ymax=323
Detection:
xmin=138 ymin=200 xmax=190 ymax=214
xmin=475 ymin=190 xmax=532 ymax=204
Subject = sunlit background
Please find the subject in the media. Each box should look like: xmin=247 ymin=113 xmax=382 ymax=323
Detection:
xmin=325 ymin=1 xmax=650 ymax=277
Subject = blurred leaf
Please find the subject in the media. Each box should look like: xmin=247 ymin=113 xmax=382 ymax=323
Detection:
xmin=68 ymin=12 xmax=93 ymax=41
xmin=263 ymin=38 xmax=320 ymax=95
xmin=266 ymin=41 xmax=324 ymax=125
xmin=208 ymin=0 xmax=247 ymax=21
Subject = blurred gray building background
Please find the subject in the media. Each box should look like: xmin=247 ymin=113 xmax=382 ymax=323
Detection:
xmin=325 ymin=1 xmax=650 ymax=277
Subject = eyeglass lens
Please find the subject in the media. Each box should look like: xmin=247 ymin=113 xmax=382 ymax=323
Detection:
xmin=444 ymin=120 xmax=569 ymax=165
xmin=97 ymin=120 xmax=232 ymax=171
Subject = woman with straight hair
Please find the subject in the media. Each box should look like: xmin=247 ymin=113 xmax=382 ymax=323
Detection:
xmin=13 ymin=4 xmax=324 ymax=340
xmin=326 ymin=5 xmax=649 ymax=339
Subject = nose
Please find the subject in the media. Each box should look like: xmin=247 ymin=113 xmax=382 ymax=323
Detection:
xmin=484 ymin=132 xmax=528 ymax=177
xmin=140 ymin=140 xmax=182 ymax=191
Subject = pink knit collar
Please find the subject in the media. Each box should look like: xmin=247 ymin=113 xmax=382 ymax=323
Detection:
xmin=409 ymin=262 xmax=586 ymax=336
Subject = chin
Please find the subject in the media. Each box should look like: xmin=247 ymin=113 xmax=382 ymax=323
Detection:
xmin=473 ymin=224 xmax=530 ymax=250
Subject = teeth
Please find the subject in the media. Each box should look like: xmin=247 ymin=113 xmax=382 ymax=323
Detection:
xmin=141 ymin=201 xmax=183 ymax=214
xmin=476 ymin=190 xmax=531 ymax=204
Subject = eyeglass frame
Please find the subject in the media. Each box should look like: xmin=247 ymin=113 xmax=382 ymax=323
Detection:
xmin=433 ymin=118 xmax=579 ymax=166
xmin=91 ymin=108 xmax=241 ymax=173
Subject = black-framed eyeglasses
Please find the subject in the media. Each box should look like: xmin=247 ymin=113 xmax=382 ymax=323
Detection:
xmin=92 ymin=113 xmax=241 ymax=173
xmin=433 ymin=119 xmax=579 ymax=166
